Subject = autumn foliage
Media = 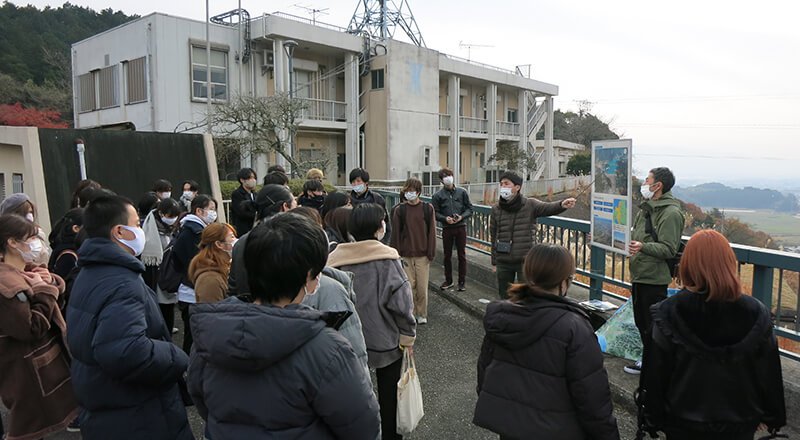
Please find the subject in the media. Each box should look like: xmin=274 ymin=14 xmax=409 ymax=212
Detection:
xmin=0 ymin=102 xmax=69 ymax=128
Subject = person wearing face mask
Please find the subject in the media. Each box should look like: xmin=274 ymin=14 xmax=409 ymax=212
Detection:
xmin=431 ymin=167 xmax=474 ymax=291
xmin=328 ymin=203 xmax=416 ymax=440
xmin=298 ymin=179 xmax=327 ymax=212
xmin=0 ymin=214 xmax=79 ymax=440
xmin=189 ymin=223 xmax=237 ymax=304
xmin=228 ymin=184 xmax=297 ymax=297
xmin=66 ymin=195 xmax=192 ymax=440
xmin=141 ymin=198 xmax=183 ymax=333
xmin=230 ymin=167 xmax=259 ymax=236
xmin=348 ymin=168 xmax=392 ymax=245
xmin=490 ymin=171 xmax=576 ymax=299
xmin=474 ymin=244 xmax=620 ymax=440
xmin=187 ymin=214 xmax=380 ymax=439
xmin=151 ymin=179 xmax=173 ymax=201
xmin=173 ymin=194 xmax=218 ymax=354
xmin=179 ymin=180 xmax=200 ymax=212
xmin=624 ymin=167 xmax=684 ymax=376
xmin=391 ymin=177 xmax=436 ymax=325
xmin=0 ymin=193 xmax=53 ymax=266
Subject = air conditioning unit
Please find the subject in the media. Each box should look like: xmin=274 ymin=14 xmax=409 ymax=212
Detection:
xmin=262 ymin=50 xmax=274 ymax=68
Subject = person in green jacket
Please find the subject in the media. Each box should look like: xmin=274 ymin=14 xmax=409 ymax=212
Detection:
xmin=624 ymin=167 xmax=684 ymax=375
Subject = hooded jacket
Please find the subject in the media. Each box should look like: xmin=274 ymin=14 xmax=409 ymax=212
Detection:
xmin=640 ymin=290 xmax=785 ymax=434
xmin=629 ymin=192 xmax=684 ymax=285
xmin=187 ymin=297 xmax=380 ymax=440
xmin=327 ymin=240 xmax=416 ymax=369
xmin=0 ymin=264 xmax=78 ymax=440
xmin=474 ymin=288 xmax=619 ymax=440
xmin=192 ymin=266 xmax=228 ymax=304
xmin=490 ymin=194 xmax=566 ymax=265
xmin=349 ymin=190 xmax=391 ymax=245
xmin=67 ymin=238 xmax=192 ymax=440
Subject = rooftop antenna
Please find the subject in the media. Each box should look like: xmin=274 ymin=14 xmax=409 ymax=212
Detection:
xmin=293 ymin=3 xmax=329 ymax=25
xmin=347 ymin=0 xmax=426 ymax=47
xmin=459 ymin=41 xmax=494 ymax=61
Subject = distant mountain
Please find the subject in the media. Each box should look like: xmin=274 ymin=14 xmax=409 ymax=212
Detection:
xmin=672 ymin=183 xmax=800 ymax=213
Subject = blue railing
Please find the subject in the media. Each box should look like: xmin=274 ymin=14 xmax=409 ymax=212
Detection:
xmin=376 ymin=190 xmax=800 ymax=361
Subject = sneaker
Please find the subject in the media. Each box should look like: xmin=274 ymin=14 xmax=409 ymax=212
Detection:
xmin=66 ymin=417 xmax=81 ymax=432
xmin=624 ymin=360 xmax=642 ymax=375
xmin=172 ymin=327 xmax=179 ymax=334
xmin=440 ymin=281 xmax=454 ymax=290
xmin=417 ymin=317 xmax=428 ymax=325
xmin=457 ymin=283 xmax=466 ymax=291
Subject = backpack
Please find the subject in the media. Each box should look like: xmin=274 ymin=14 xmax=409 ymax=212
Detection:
xmin=393 ymin=201 xmax=433 ymax=240
xmin=157 ymin=244 xmax=182 ymax=293
xmin=644 ymin=210 xmax=686 ymax=279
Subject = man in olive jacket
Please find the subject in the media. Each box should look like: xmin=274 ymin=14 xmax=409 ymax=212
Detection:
xmin=490 ymin=172 xmax=576 ymax=298
xmin=625 ymin=166 xmax=684 ymax=375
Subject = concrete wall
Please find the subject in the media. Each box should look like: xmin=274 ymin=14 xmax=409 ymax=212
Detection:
xmin=0 ymin=126 xmax=50 ymax=232
xmin=296 ymin=132 xmax=345 ymax=184
xmin=385 ymin=40 xmax=440 ymax=182
xmin=362 ymin=55 xmax=389 ymax=180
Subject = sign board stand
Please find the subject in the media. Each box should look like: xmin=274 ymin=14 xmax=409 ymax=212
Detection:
xmin=590 ymin=139 xmax=633 ymax=256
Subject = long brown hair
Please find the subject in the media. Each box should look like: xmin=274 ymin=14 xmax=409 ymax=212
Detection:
xmin=507 ymin=244 xmax=575 ymax=301
xmin=680 ymin=230 xmax=742 ymax=302
xmin=188 ymin=223 xmax=236 ymax=283
xmin=0 ymin=214 xmax=38 ymax=257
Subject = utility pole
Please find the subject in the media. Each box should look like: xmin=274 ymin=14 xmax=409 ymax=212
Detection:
xmin=205 ymin=0 xmax=212 ymax=133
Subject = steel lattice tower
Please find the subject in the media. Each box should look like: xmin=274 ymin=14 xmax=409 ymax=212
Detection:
xmin=347 ymin=0 xmax=426 ymax=47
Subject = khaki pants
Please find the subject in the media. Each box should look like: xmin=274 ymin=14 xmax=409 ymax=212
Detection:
xmin=403 ymin=256 xmax=430 ymax=318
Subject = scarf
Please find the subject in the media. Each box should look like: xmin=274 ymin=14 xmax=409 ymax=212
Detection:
xmin=499 ymin=192 xmax=524 ymax=213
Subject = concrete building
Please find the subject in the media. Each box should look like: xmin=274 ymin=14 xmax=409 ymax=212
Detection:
xmin=71 ymin=11 xmax=559 ymax=185
xmin=532 ymin=139 xmax=587 ymax=177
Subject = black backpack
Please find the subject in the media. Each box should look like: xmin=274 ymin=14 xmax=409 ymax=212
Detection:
xmin=393 ymin=201 xmax=433 ymax=239
xmin=644 ymin=210 xmax=686 ymax=279
xmin=157 ymin=244 xmax=182 ymax=293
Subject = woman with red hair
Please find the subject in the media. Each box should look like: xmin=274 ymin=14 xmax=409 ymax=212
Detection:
xmin=639 ymin=230 xmax=785 ymax=439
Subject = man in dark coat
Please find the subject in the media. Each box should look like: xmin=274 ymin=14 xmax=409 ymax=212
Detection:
xmin=348 ymin=167 xmax=391 ymax=245
xmin=67 ymin=195 xmax=193 ymax=440
xmin=431 ymin=167 xmax=474 ymax=291
xmin=230 ymin=167 xmax=258 ymax=236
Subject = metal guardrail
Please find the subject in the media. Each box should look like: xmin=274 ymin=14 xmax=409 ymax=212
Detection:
xmin=373 ymin=189 xmax=800 ymax=361
xmin=298 ymin=98 xmax=347 ymax=122
xmin=439 ymin=114 xmax=451 ymax=131
xmin=459 ymin=116 xmax=488 ymax=134
xmin=496 ymin=121 xmax=521 ymax=137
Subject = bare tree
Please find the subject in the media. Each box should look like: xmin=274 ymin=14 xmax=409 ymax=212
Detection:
xmin=211 ymin=93 xmax=308 ymax=177
xmin=488 ymin=143 xmax=539 ymax=176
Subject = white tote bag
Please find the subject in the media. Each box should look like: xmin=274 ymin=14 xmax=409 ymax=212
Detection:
xmin=396 ymin=349 xmax=424 ymax=435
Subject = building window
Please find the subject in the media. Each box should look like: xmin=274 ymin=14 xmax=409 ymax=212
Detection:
xmin=0 ymin=173 xmax=5 ymax=200
xmin=191 ymin=46 xmax=228 ymax=102
xmin=507 ymin=108 xmax=518 ymax=123
xmin=78 ymin=72 xmax=96 ymax=113
xmin=424 ymin=148 xmax=430 ymax=166
xmin=12 ymin=173 xmax=23 ymax=194
xmin=459 ymin=95 xmax=464 ymax=116
xmin=98 ymin=65 xmax=119 ymax=109
xmin=371 ymin=69 xmax=384 ymax=90
xmin=294 ymin=70 xmax=312 ymax=99
xmin=126 ymin=57 xmax=148 ymax=104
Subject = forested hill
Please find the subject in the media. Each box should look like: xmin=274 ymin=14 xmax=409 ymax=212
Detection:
xmin=0 ymin=2 xmax=135 ymax=115
xmin=672 ymin=183 xmax=800 ymax=213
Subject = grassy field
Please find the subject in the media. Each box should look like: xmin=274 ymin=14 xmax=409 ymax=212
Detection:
xmin=723 ymin=209 xmax=800 ymax=247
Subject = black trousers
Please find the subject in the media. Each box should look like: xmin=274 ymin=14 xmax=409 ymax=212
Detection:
xmin=159 ymin=303 xmax=175 ymax=333
xmin=631 ymin=283 xmax=668 ymax=357
xmin=178 ymin=301 xmax=193 ymax=354
xmin=495 ymin=262 xmax=525 ymax=299
xmin=375 ymin=357 xmax=404 ymax=440
xmin=665 ymin=427 xmax=755 ymax=440
xmin=442 ymin=226 xmax=467 ymax=285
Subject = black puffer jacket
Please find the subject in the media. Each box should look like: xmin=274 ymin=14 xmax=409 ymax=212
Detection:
xmin=474 ymin=288 xmax=619 ymax=440
xmin=490 ymin=194 xmax=565 ymax=265
xmin=640 ymin=290 xmax=786 ymax=435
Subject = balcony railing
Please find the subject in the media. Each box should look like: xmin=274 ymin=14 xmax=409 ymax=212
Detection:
xmin=297 ymin=98 xmax=347 ymax=122
xmin=439 ymin=114 xmax=451 ymax=131
xmin=496 ymin=121 xmax=520 ymax=137
xmin=459 ymin=116 xmax=488 ymax=134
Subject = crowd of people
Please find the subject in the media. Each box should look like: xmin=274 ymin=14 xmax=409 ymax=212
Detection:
xmin=0 ymin=164 xmax=787 ymax=440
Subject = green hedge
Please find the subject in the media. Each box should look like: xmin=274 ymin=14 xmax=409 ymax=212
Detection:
xmin=219 ymin=179 xmax=337 ymax=199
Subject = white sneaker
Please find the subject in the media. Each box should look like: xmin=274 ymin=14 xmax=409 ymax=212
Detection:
xmin=417 ymin=317 xmax=428 ymax=325
xmin=172 ymin=327 xmax=179 ymax=334
xmin=623 ymin=360 xmax=642 ymax=375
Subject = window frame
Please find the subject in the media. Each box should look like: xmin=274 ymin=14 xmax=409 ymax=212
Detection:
xmin=12 ymin=173 xmax=23 ymax=194
xmin=190 ymin=45 xmax=229 ymax=103
xmin=370 ymin=69 xmax=384 ymax=90
xmin=125 ymin=56 xmax=148 ymax=105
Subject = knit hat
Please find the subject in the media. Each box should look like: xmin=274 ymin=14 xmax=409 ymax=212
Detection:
xmin=306 ymin=168 xmax=324 ymax=180
xmin=0 ymin=193 xmax=31 ymax=215
xmin=499 ymin=171 xmax=523 ymax=187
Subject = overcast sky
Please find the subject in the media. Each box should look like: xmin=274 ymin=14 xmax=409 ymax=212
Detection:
xmin=21 ymin=0 xmax=800 ymax=187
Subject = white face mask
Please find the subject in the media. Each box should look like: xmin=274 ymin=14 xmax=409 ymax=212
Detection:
xmin=161 ymin=216 xmax=177 ymax=226
xmin=182 ymin=191 xmax=195 ymax=201
xmin=376 ymin=220 xmax=387 ymax=241
xmin=118 ymin=225 xmax=146 ymax=256
xmin=158 ymin=192 xmax=172 ymax=200
xmin=205 ymin=209 xmax=218 ymax=224
xmin=25 ymin=213 xmax=34 ymax=223
xmin=352 ymin=183 xmax=366 ymax=194
xmin=303 ymin=275 xmax=321 ymax=297
xmin=499 ymin=187 xmax=513 ymax=200
xmin=17 ymin=238 xmax=43 ymax=263
xmin=405 ymin=191 xmax=418 ymax=201
xmin=640 ymin=183 xmax=655 ymax=200
xmin=442 ymin=176 xmax=454 ymax=186
xmin=244 ymin=179 xmax=257 ymax=190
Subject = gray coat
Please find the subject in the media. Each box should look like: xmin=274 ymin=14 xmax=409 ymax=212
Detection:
xmin=187 ymin=297 xmax=380 ymax=440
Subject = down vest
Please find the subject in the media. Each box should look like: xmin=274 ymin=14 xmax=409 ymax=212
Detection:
xmin=187 ymin=297 xmax=380 ymax=439
xmin=67 ymin=238 xmax=192 ymax=440
xmin=490 ymin=194 xmax=565 ymax=265
xmin=474 ymin=288 xmax=619 ymax=440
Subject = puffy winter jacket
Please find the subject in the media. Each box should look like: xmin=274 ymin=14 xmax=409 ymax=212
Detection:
xmin=67 ymin=238 xmax=192 ymax=440
xmin=474 ymin=288 xmax=619 ymax=440
xmin=641 ymin=289 xmax=785 ymax=435
xmin=187 ymin=297 xmax=380 ymax=439
xmin=490 ymin=194 xmax=565 ymax=265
